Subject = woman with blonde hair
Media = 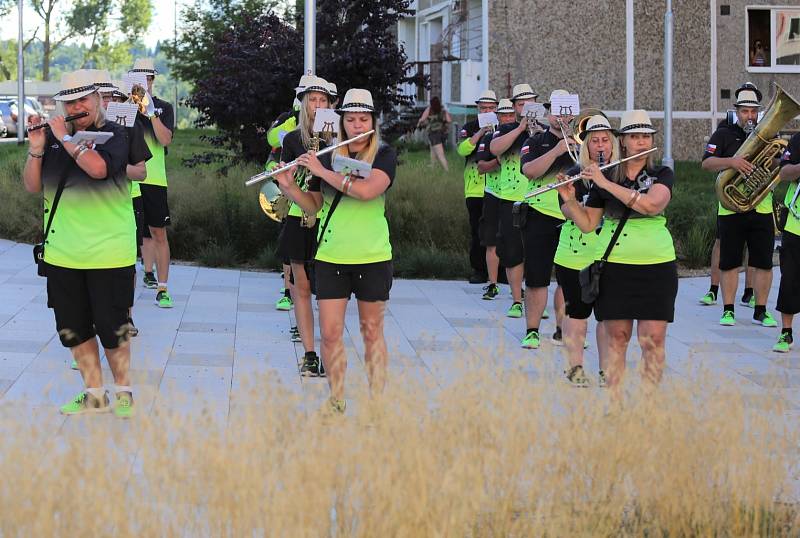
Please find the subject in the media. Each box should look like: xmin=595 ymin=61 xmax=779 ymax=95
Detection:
xmin=276 ymin=89 xmax=397 ymax=415
xmin=553 ymin=115 xmax=617 ymax=387
xmin=276 ymin=76 xmax=333 ymax=378
xmin=557 ymin=110 xmax=677 ymax=395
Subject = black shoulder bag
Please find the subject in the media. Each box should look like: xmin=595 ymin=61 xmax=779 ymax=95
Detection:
xmin=33 ymin=169 xmax=69 ymax=277
xmin=578 ymin=206 xmax=632 ymax=304
xmin=304 ymin=188 xmax=344 ymax=293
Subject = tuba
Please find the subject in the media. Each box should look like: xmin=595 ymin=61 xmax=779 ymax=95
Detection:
xmin=716 ymin=84 xmax=800 ymax=213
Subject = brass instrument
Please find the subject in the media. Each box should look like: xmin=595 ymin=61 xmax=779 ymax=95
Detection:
xmin=259 ymin=179 xmax=289 ymax=222
xmin=716 ymin=84 xmax=800 ymax=213
xmin=572 ymin=108 xmax=608 ymax=143
xmin=128 ymin=83 xmax=162 ymax=117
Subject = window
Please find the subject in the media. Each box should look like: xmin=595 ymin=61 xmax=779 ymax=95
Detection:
xmin=746 ymin=6 xmax=800 ymax=72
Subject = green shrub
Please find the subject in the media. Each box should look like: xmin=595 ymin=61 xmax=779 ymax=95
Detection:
xmin=196 ymin=241 xmax=239 ymax=268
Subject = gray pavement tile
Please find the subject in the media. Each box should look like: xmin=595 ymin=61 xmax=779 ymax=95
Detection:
xmin=741 ymin=371 xmax=800 ymax=389
xmin=237 ymin=303 xmax=273 ymax=312
xmin=0 ymin=379 xmax=13 ymax=396
xmin=707 ymin=328 xmax=776 ymax=340
xmin=178 ymin=322 xmax=236 ymax=333
xmin=191 ymin=285 xmax=239 ymax=293
xmin=685 ymin=342 xmax=752 ymax=354
xmin=446 ymin=317 xmax=501 ymax=328
xmin=769 ymin=355 xmax=800 ymax=369
xmin=0 ymin=339 xmax=51 ymax=353
xmin=389 ymin=296 xmax=432 ymax=306
xmin=169 ymin=353 xmax=234 ymax=367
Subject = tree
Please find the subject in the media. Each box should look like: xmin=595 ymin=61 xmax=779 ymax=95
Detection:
xmin=168 ymin=0 xmax=419 ymax=165
xmin=30 ymin=0 xmax=153 ymax=80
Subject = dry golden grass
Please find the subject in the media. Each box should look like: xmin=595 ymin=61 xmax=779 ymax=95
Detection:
xmin=0 ymin=368 xmax=798 ymax=537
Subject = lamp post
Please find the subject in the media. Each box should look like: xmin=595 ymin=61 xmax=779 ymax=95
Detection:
xmin=16 ymin=0 xmax=25 ymax=144
xmin=663 ymin=0 xmax=674 ymax=168
xmin=304 ymin=0 xmax=316 ymax=75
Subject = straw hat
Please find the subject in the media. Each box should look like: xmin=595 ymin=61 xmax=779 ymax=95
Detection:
xmin=735 ymin=81 xmax=762 ymax=102
xmin=294 ymin=74 xmax=316 ymax=94
xmin=511 ymin=83 xmax=537 ymax=102
xmin=618 ymin=109 xmax=657 ymax=134
xmin=496 ymin=99 xmax=514 ymax=114
xmin=578 ymin=114 xmax=615 ymax=141
xmin=734 ymin=89 xmax=762 ymax=108
xmin=337 ymin=88 xmax=375 ymax=113
xmin=129 ymin=58 xmax=158 ymax=75
xmin=111 ymin=80 xmax=127 ymax=100
xmin=53 ymin=70 xmax=98 ymax=102
xmin=543 ymin=89 xmax=570 ymax=110
xmin=475 ymin=90 xmax=498 ymax=104
xmin=91 ymin=69 xmax=117 ymax=93
xmin=326 ymin=81 xmax=338 ymax=98
xmin=297 ymin=76 xmax=332 ymax=99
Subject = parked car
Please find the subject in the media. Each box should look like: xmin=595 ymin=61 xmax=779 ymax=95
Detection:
xmin=0 ymin=101 xmax=16 ymax=137
xmin=0 ymin=99 xmax=42 ymax=137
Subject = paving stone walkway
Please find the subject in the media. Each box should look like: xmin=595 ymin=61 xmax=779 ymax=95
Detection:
xmin=0 ymin=238 xmax=798 ymax=420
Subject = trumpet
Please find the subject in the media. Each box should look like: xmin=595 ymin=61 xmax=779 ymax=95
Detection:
xmin=524 ymin=148 xmax=658 ymax=199
xmin=245 ymin=130 xmax=375 ymax=186
xmin=27 ymin=112 xmax=89 ymax=132
xmin=524 ymin=113 xmax=543 ymax=138
xmin=129 ymin=83 xmax=162 ymax=117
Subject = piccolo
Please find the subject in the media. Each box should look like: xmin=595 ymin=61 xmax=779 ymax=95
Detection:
xmin=246 ymin=130 xmax=375 ymax=186
xmin=26 ymin=112 xmax=90 ymax=132
xmin=524 ymin=147 xmax=659 ymax=199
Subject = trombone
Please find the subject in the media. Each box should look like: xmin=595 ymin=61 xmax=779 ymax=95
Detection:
xmin=245 ymin=130 xmax=375 ymax=186
xmin=556 ymin=108 xmax=609 ymax=163
xmin=524 ymin=147 xmax=658 ymax=199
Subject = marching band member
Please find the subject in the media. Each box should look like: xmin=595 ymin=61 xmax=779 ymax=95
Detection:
xmin=276 ymin=89 xmax=397 ymax=415
xmin=702 ymin=88 xmax=777 ymax=327
xmin=457 ymin=90 xmax=498 ymax=284
xmin=773 ymin=132 xmax=800 ymax=352
xmin=129 ymin=58 xmax=176 ymax=309
xmin=477 ymin=99 xmax=516 ymax=299
xmin=277 ymin=76 xmax=333 ymax=377
xmin=559 ymin=110 xmax=677 ymax=393
xmin=519 ymin=89 xmax=578 ymax=349
xmin=489 ymin=84 xmax=538 ymax=319
xmin=553 ymin=115 xmax=616 ymax=386
xmin=23 ymin=70 xmax=136 ymax=417
xmin=699 ymin=83 xmax=760 ymax=308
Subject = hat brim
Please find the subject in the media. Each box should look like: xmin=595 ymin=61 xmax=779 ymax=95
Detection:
xmin=297 ymin=86 xmax=333 ymax=99
xmin=53 ymin=86 xmax=97 ymax=102
xmin=496 ymin=108 xmax=514 ymax=114
xmin=619 ymin=127 xmax=657 ymax=134
xmin=475 ymin=98 xmax=499 ymax=104
xmin=336 ymin=106 xmax=375 ymax=113
xmin=95 ymin=83 xmax=118 ymax=94
xmin=129 ymin=68 xmax=158 ymax=75
xmin=511 ymin=92 xmax=537 ymax=102
xmin=577 ymin=126 xmax=617 ymax=141
xmin=734 ymin=101 xmax=762 ymax=108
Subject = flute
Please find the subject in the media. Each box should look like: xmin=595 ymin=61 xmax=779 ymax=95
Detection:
xmin=524 ymin=148 xmax=659 ymax=199
xmin=26 ymin=112 xmax=90 ymax=132
xmin=245 ymin=130 xmax=375 ymax=186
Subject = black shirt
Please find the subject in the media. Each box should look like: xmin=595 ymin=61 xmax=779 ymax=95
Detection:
xmin=702 ymin=123 xmax=746 ymax=160
xmin=282 ymin=129 xmax=331 ymax=189
xmin=520 ymin=129 xmax=574 ymax=177
xmin=475 ymin=131 xmax=496 ymax=164
xmin=780 ymin=132 xmax=800 ymax=169
xmin=458 ymin=118 xmax=482 ymax=164
xmin=308 ymin=144 xmax=397 ymax=193
xmin=493 ymin=122 xmax=527 ymax=156
xmin=586 ymin=166 xmax=675 ymax=220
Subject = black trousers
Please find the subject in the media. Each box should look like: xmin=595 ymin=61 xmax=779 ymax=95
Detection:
xmin=466 ymin=197 xmax=487 ymax=276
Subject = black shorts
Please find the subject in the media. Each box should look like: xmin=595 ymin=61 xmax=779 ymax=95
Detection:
xmin=522 ymin=208 xmax=562 ymax=288
xmin=555 ymin=264 xmax=593 ymax=319
xmin=594 ymin=261 xmax=678 ymax=322
xmin=277 ymin=215 xmax=318 ymax=262
xmin=428 ymin=132 xmax=445 ymax=145
xmin=315 ymin=260 xmax=393 ymax=302
xmin=45 ymin=264 xmax=135 ymax=349
xmin=777 ymin=230 xmax=800 ymax=315
xmin=140 ymin=184 xmax=171 ymax=230
xmin=718 ymin=211 xmax=774 ymax=270
xmin=480 ymin=193 xmax=500 ymax=247
xmin=496 ymin=200 xmax=524 ymax=267
xmin=133 ymin=195 xmax=144 ymax=252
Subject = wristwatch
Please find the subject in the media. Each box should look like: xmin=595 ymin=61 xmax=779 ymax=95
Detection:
xmin=61 ymin=134 xmax=73 ymax=144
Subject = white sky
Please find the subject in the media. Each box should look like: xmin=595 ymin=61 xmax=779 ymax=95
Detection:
xmin=2 ymin=1 xmax=178 ymax=49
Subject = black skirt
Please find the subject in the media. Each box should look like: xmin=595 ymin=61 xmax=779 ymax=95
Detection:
xmin=594 ymin=261 xmax=678 ymax=322
xmin=276 ymin=215 xmax=318 ymax=263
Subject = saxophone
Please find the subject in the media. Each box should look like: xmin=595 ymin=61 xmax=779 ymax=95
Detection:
xmin=716 ymin=84 xmax=800 ymax=213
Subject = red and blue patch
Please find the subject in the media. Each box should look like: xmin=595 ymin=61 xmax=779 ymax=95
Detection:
xmin=460 ymin=129 xmax=467 ymax=137
xmin=478 ymin=144 xmax=485 ymax=151
xmin=521 ymin=145 xmax=530 ymax=155
xmin=782 ymin=149 xmax=792 ymax=161
xmin=705 ymin=143 xmax=717 ymax=154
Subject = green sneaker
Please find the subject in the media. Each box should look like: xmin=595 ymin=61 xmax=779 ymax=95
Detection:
xmin=719 ymin=310 xmax=735 ymax=326
xmin=155 ymin=289 xmax=173 ymax=308
xmin=60 ymin=391 xmax=110 ymax=415
xmin=773 ymin=332 xmax=794 ymax=353
xmin=752 ymin=311 xmax=778 ymax=328
xmin=290 ymin=326 xmax=301 ymax=342
xmin=321 ymin=397 xmax=346 ymax=418
xmin=521 ymin=329 xmax=540 ymax=349
xmin=741 ymin=295 xmax=755 ymax=308
xmin=300 ymin=352 xmax=325 ymax=377
xmin=482 ymin=283 xmax=499 ymax=300
xmin=542 ymin=308 xmax=550 ymax=319
xmin=142 ymin=272 xmax=157 ymax=289
xmin=565 ymin=365 xmax=590 ymax=388
xmin=70 ymin=359 xmax=78 ymax=370
xmin=507 ymin=302 xmax=523 ymax=318
xmin=598 ymin=370 xmax=607 ymax=388
xmin=275 ymin=296 xmax=293 ymax=311
xmin=113 ymin=391 xmax=134 ymax=418
xmin=551 ymin=327 xmax=563 ymax=346
xmin=698 ymin=291 xmax=717 ymax=306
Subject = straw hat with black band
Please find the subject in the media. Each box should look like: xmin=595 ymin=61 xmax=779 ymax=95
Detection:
xmin=129 ymin=58 xmax=158 ymax=76
xmin=495 ymin=98 xmax=514 ymax=114
xmin=336 ymin=88 xmax=375 ymax=114
xmin=734 ymin=89 xmax=762 ymax=108
xmin=475 ymin=90 xmax=499 ymax=104
xmin=577 ymin=114 xmax=617 ymax=142
xmin=618 ymin=109 xmax=657 ymax=135
xmin=511 ymin=84 xmax=537 ymax=102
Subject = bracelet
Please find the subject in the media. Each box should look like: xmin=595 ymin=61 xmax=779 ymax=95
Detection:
xmin=627 ymin=191 xmax=641 ymax=208
xmin=71 ymin=144 xmax=86 ymax=160
xmin=344 ymin=178 xmax=354 ymax=195
xmin=76 ymin=146 xmax=90 ymax=160
xmin=340 ymin=175 xmax=350 ymax=192
xmin=28 ymin=151 xmax=44 ymax=159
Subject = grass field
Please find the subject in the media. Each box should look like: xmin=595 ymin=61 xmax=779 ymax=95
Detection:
xmin=0 ymin=130 xmax=783 ymax=277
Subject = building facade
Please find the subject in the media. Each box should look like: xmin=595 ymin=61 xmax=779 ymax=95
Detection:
xmin=398 ymin=0 xmax=800 ymax=160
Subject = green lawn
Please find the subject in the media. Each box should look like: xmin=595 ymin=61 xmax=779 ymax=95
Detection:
xmin=0 ymin=129 xmax=759 ymax=277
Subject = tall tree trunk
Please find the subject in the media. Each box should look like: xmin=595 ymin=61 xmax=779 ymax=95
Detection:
xmin=42 ymin=1 xmax=53 ymax=81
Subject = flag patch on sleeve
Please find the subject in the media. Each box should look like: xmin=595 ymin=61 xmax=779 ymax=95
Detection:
xmin=521 ymin=145 xmax=530 ymax=155
xmin=705 ymin=143 xmax=717 ymax=154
